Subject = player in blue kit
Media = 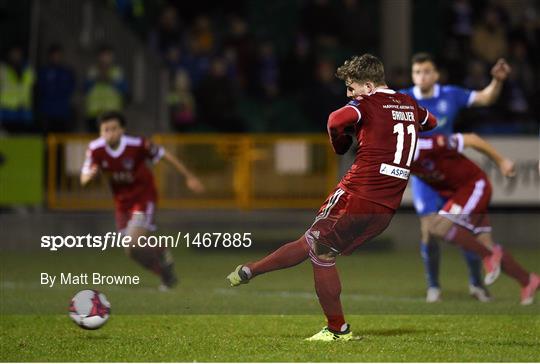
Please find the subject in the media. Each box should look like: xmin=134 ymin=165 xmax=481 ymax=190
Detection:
xmin=400 ymin=53 xmax=511 ymax=303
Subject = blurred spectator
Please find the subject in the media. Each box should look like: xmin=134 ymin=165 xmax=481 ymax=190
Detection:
xmin=0 ymin=45 xmax=35 ymax=133
xmin=471 ymin=7 xmax=508 ymax=64
xmin=37 ymin=44 xmax=76 ymax=133
xmin=338 ymin=0 xmax=377 ymax=53
xmin=302 ymin=0 xmax=341 ymax=45
xmin=303 ymin=59 xmax=343 ymax=131
xmin=190 ymin=15 xmax=215 ymax=55
xmin=84 ymin=46 xmax=128 ymax=131
xmin=445 ymin=0 xmax=474 ymax=47
xmin=257 ymin=42 xmax=280 ymax=99
xmin=110 ymin=0 xmax=148 ymax=35
xmin=195 ymin=57 xmax=244 ymax=132
xmin=506 ymin=39 xmax=535 ymax=114
xmin=167 ymin=69 xmax=196 ymax=131
xmin=223 ymin=15 xmax=255 ymax=90
xmin=150 ymin=5 xmax=184 ymax=54
xmin=281 ymin=33 xmax=315 ymax=95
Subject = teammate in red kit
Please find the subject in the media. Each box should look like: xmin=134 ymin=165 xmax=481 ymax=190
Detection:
xmin=411 ymin=133 xmax=539 ymax=304
xmin=80 ymin=111 xmax=204 ymax=290
xmin=227 ymin=54 xmax=437 ymax=341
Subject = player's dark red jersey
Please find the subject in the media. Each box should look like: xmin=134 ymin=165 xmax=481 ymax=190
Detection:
xmin=410 ymin=133 xmax=486 ymax=198
xmin=327 ymin=88 xmax=436 ymax=210
xmin=82 ymin=135 xmax=164 ymax=206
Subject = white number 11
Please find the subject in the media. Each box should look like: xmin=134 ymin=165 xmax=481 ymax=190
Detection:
xmin=393 ymin=123 xmax=416 ymax=167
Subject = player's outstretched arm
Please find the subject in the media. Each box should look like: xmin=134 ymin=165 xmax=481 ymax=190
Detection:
xmin=162 ymin=150 xmax=205 ymax=193
xmin=461 ymin=133 xmax=516 ymax=177
xmin=471 ymin=58 xmax=511 ymax=107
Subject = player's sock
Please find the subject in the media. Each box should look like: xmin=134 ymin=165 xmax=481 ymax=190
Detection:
xmin=311 ymin=256 xmax=345 ymax=333
xmin=245 ymin=236 xmax=310 ymax=278
xmin=128 ymin=248 xmax=163 ymax=276
xmin=461 ymin=249 xmax=483 ymax=287
xmin=444 ymin=225 xmax=491 ymax=258
xmin=420 ymin=241 xmax=440 ymax=288
xmin=500 ymin=249 xmax=530 ymax=287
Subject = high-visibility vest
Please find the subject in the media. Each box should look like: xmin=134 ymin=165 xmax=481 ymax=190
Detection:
xmin=0 ymin=63 xmax=35 ymax=111
xmin=85 ymin=67 xmax=124 ymax=117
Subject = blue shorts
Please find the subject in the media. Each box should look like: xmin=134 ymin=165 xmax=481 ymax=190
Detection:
xmin=411 ymin=176 xmax=447 ymax=216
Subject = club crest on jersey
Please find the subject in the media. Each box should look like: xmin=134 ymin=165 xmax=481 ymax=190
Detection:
xmin=122 ymin=158 xmax=134 ymax=170
xmin=101 ymin=160 xmax=108 ymax=168
xmin=437 ymin=100 xmax=448 ymax=114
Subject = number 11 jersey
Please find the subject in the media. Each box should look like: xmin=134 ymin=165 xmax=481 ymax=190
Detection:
xmin=327 ymin=88 xmax=435 ymax=210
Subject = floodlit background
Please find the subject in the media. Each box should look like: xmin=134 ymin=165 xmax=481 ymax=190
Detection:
xmin=1 ymin=1 xmax=539 ymax=362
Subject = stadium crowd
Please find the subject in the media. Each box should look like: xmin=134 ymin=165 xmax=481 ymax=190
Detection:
xmin=0 ymin=0 xmax=538 ymax=134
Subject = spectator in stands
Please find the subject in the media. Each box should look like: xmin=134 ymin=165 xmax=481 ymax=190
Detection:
xmin=84 ymin=45 xmax=128 ymax=131
xmin=190 ymin=15 xmax=215 ymax=55
xmin=303 ymin=59 xmax=343 ymax=132
xmin=471 ymin=6 xmax=509 ymax=64
xmin=37 ymin=44 xmax=76 ymax=133
xmin=257 ymin=41 xmax=280 ymax=99
xmin=223 ymin=15 xmax=255 ymax=91
xmin=195 ymin=57 xmax=244 ymax=132
xmin=150 ymin=5 xmax=184 ymax=54
xmin=0 ymin=45 xmax=35 ymax=133
xmin=168 ymin=69 xmax=196 ymax=131
xmin=281 ymin=33 xmax=314 ymax=97
xmin=506 ymin=39 xmax=534 ymax=114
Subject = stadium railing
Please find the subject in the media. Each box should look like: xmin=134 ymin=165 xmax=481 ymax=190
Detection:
xmin=47 ymin=133 xmax=338 ymax=210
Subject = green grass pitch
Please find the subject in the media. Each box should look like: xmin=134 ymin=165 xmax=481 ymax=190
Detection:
xmin=1 ymin=246 xmax=539 ymax=361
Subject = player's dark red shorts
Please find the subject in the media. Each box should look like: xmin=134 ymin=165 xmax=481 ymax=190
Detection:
xmin=439 ymin=177 xmax=492 ymax=234
xmin=305 ymin=187 xmax=395 ymax=255
xmin=115 ymin=197 xmax=157 ymax=232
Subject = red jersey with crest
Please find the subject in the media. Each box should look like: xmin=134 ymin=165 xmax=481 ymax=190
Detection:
xmin=410 ymin=133 xmax=486 ymax=198
xmin=82 ymin=135 xmax=164 ymax=207
xmin=327 ymin=88 xmax=436 ymax=210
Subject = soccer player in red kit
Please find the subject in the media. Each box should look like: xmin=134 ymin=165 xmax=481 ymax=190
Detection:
xmin=411 ymin=133 xmax=539 ymax=304
xmin=227 ymin=54 xmax=438 ymax=341
xmin=80 ymin=111 xmax=204 ymax=290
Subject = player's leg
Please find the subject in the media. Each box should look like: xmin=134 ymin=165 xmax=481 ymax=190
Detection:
xmin=476 ymin=230 xmax=538 ymax=304
xmin=122 ymin=202 xmax=178 ymax=289
xmin=227 ymin=188 xmax=348 ymax=286
xmin=306 ymin=196 xmax=394 ymax=341
xmin=226 ymin=235 xmax=310 ymax=286
xmin=412 ymin=177 xmax=444 ymax=301
xmin=430 ymin=211 xmax=538 ymax=302
xmin=305 ymin=241 xmax=353 ymax=341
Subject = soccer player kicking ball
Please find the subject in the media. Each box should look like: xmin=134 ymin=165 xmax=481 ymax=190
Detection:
xmin=228 ymin=54 xmax=439 ymax=341
xmin=411 ymin=133 xmax=539 ymax=304
xmin=80 ymin=111 xmax=204 ymax=290
xmin=401 ymin=53 xmax=511 ymax=303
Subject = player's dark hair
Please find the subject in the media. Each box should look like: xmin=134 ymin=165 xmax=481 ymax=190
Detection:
xmin=411 ymin=52 xmax=438 ymax=69
xmin=97 ymin=111 xmax=126 ymax=127
xmin=335 ymin=54 xmax=385 ymax=85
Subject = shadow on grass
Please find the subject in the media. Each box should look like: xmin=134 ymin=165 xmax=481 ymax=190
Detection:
xmin=359 ymin=327 xmax=435 ymax=337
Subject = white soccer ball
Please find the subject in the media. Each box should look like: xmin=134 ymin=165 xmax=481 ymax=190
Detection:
xmin=69 ymin=289 xmax=111 ymax=330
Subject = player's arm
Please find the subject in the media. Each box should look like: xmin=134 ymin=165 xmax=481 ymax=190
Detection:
xmin=417 ymin=106 xmax=437 ymax=132
xmin=327 ymin=105 xmax=359 ymax=155
xmin=461 ymin=133 xmax=516 ymax=177
xmin=470 ymin=58 xmax=511 ymax=107
xmin=80 ymin=150 xmax=99 ymax=186
xmin=162 ymin=150 xmax=205 ymax=193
